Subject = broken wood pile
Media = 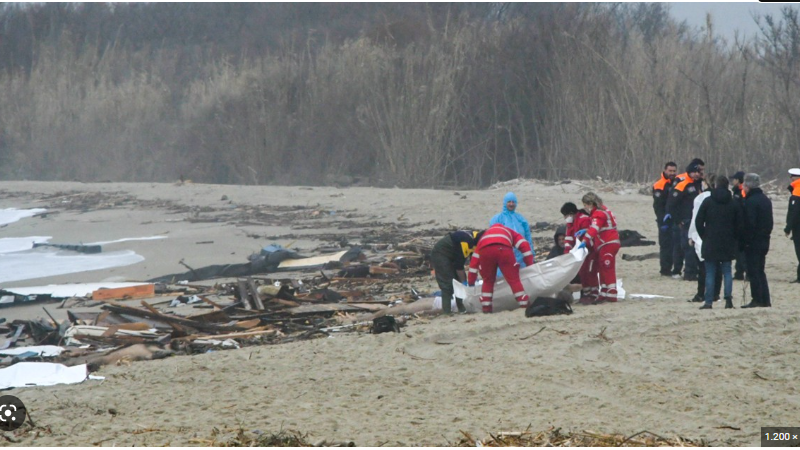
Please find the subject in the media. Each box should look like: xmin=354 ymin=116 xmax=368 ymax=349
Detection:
xmin=0 ymin=240 xmax=441 ymax=369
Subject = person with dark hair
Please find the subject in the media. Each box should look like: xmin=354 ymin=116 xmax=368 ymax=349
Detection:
xmin=696 ymin=176 xmax=744 ymax=309
xmin=430 ymin=230 xmax=478 ymax=314
xmin=654 ymin=161 xmax=678 ymax=276
xmin=741 ymin=173 xmax=773 ymax=308
xmin=785 ymin=168 xmax=800 ymax=283
xmin=665 ymin=161 xmax=705 ymax=281
xmin=561 ymin=201 xmax=593 ymax=301
xmin=468 ymin=224 xmax=534 ymax=313
xmin=578 ymin=192 xmax=620 ymax=304
xmin=687 ymin=174 xmax=722 ymax=304
xmin=547 ymin=225 xmax=567 ymax=260
xmin=730 ymin=171 xmax=747 ymax=280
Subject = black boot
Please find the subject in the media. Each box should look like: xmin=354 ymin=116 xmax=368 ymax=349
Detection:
xmin=455 ymin=297 xmax=467 ymax=314
xmin=724 ymin=296 xmax=734 ymax=309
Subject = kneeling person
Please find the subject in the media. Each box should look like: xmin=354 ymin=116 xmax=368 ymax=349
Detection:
xmin=468 ymin=224 xmax=535 ymax=313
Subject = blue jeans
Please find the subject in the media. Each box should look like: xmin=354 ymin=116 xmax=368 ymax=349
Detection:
xmin=704 ymin=260 xmax=732 ymax=306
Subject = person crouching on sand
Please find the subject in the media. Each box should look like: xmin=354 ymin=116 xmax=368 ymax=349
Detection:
xmin=468 ymin=224 xmax=534 ymax=313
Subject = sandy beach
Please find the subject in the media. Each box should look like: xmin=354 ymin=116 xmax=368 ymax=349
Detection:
xmin=1 ymin=179 xmax=798 ymax=446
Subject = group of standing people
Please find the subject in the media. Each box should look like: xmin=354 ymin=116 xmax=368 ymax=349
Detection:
xmin=653 ymin=160 xmax=800 ymax=309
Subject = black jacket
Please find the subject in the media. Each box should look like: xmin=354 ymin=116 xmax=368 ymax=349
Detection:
xmin=432 ymin=231 xmax=475 ymax=269
xmin=785 ymin=182 xmax=800 ymax=233
xmin=742 ymin=188 xmax=773 ymax=253
xmin=696 ymin=188 xmax=743 ymax=261
xmin=666 ymin=176 xmax=703 ymax=225
xmin=547 ymin=226 xmax=566 ymax=260
xmin=652 ymin=173 xmax=673 ymax=223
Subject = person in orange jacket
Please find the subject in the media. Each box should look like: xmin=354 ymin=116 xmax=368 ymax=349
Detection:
xmin=653 ymin=161 xmax=677 ymax=276
xmin=467 ymin=224 xmax=534 ymax=313
xmin=578 ymin=192 xmax=621 ymax=304
xmin=785 ymin=168 xmax=800 ymax=283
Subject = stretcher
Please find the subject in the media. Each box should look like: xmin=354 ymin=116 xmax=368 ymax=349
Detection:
xmin=453 ymin=246 xmax=588 ymax=313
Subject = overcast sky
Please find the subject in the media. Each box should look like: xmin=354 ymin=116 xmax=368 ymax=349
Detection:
xmin=668 ymin=2 xmax=790 ymax=41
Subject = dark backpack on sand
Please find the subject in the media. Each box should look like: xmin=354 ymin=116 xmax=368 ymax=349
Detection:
xmin=525 ymin=296 xmax=573 ymax=317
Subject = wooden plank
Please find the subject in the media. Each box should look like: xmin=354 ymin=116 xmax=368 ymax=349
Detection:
xmin=247 ymin=277 xmax=265 ymax=310
xmin=234 ymin=319 xmax=261 ymax=329
xmin=277 ymin=250 xmax=348 ymax=269
xmin=92 ymin=284 xmax=155 ymax=301
xmin=369 ymin=266 xmax=399 ymax=275
xmin=173 ymin=329 xmax=278 ymax=341
xmin=237 ymin=280 xmax=253 ymax=310
xmin=101 ymin=302 xmax=241 ymax=333
xmin=202 ymin=296 xmax=224 ymax=309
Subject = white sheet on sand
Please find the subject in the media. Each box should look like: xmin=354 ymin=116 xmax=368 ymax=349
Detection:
xmin=3 ymin=282 xmax=151 ymax=298
xmin=453 ymin=247 xmax=588 ymax=313
xmin=0 ymin=346 xmax=64 ymax=358
xmin=0 ymin=208 xmax=47 ymax=227
xmin=0 ymin=362 xmax=103 ymax=390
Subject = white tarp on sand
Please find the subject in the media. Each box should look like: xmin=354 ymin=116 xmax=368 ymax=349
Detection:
xmin=0 ymin=362 xmax=100 ymax=389
xmin=453 ymin=247 xmax=588 ymax=313
xmin=0 ymin=346 xmax=64 ymax=358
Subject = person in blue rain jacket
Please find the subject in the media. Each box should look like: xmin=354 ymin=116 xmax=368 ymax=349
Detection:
xmin=489 ymin=192 xmax=535 ymax=277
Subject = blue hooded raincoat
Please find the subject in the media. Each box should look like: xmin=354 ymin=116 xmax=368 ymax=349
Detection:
xmin=489 ymin=192 xmax=534 ymax=271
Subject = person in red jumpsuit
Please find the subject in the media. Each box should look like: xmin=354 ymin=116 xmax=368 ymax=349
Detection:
xmin=579 ymin=192 xmax=621 ymax=304
xmin=467 ymin=224 xmax=535 ymax=313
xmin=561 ymin=202 xmax=595 ymax=303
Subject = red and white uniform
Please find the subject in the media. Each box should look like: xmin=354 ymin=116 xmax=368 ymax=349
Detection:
xmin=581 ymin=205 xmax=621 ymax=303
xmin=564 ymin=210 xmax=595 ymax=300
xmin=468 ymin=224 xmax=535 ymax=313
xmin=563 ymin=210 xmax=592 ymax=253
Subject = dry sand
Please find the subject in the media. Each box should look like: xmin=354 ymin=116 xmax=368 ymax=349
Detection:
xmin=1 ymin=179 xmax=798 ymax=446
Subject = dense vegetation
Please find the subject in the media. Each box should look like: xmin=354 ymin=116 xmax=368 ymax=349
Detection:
xmin=1 ymin=3 xmax=798 ymax=187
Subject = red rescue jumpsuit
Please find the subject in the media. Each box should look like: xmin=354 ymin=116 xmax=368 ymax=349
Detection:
xmin=565 ymin=210 xmax=595 ymax=301
xmin=468 ymin=224 xmax=535 ymax=313
xmin=581 ymin=205 xmax=621 ymax=303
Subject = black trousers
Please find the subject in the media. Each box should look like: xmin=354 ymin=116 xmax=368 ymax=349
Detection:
xmin=658 ymin=222 xmax=673 ymax=275
xmin=734 ymin=249 xmax=746 ymax=277
xmin=431 ymin=246 xmax=457 ymax=313
xmin=745 ymin=248 xmax=771 ymax=306
xmin=793 ymin=230 xmax=800 ymax=282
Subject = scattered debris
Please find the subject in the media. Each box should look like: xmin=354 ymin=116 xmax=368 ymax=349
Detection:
xmin=453 ymin=427 xmax=705 ymax=447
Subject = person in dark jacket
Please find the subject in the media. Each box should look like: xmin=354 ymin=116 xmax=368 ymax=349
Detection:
xmin=430 ymin=230 xmax=477 ymax=314
xmin=785 ymin=168 xmax=800 ymax=283
xmin=730 ymin=171 xmax=747 ymax=280
xmin=696 ymin=176 xmax=744 ymax=309
xmin=547 ymin=225 xmax=567 ymax=260
xmin=665 ymin=159 xmax=705 ymax=281
xmin=741 ymin=173 xmax=773 ymax=308
xmin=653 ymin=161 xmax=678 ymax=276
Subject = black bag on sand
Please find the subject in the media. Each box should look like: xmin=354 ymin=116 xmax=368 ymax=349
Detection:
xmin=525 ymin=296 xmax=573 ymax=317
xmin=372 ymin=316 xmax=400 ymax=334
